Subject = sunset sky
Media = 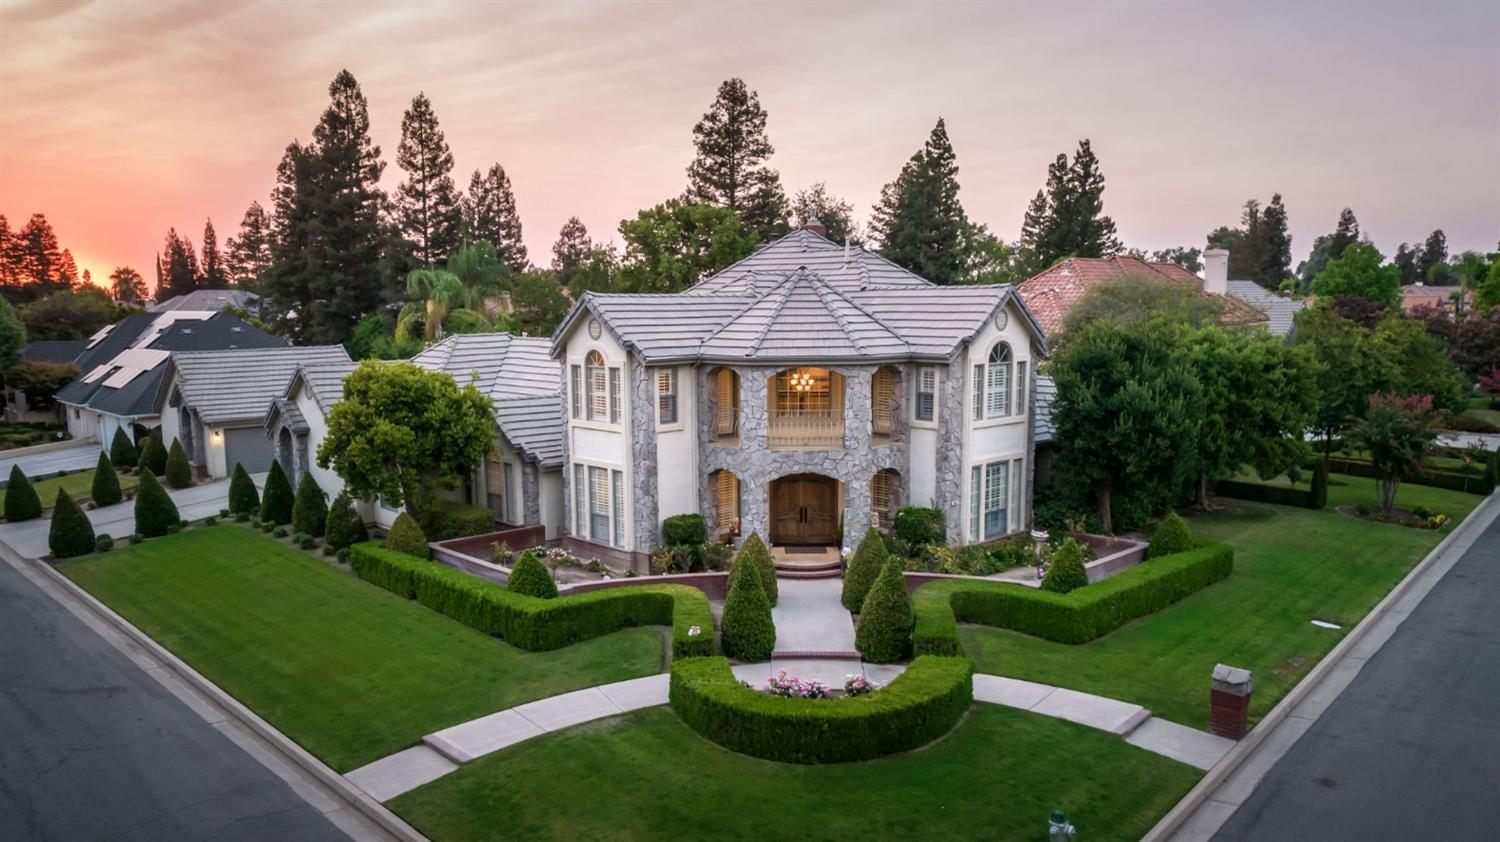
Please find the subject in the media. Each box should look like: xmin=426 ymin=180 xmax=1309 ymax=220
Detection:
xmin=2 ymin=0 xmax=1496 ymax=290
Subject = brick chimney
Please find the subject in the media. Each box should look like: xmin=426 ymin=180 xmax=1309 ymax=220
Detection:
xmin=802 ymin=213 xmax=828 ymax=238
xmin=1203 ymin=248 xmax=1229 ymax=296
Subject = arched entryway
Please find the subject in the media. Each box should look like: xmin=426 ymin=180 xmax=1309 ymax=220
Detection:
xmin=769 ymin=473 xmax=840 ymax=546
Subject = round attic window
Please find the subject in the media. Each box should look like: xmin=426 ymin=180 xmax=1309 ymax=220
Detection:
xmin=994 ymin=309 xmax=1009 ymax=331
xmin=587 ymin=318 xmax=602 ymax=340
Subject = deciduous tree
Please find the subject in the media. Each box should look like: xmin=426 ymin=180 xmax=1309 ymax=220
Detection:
xmin=616 ymin=199 xmax=755 ymax=293
xmin=0 ymin=297 xmax=24 ymax=371
xmin=1311 ymin=242 xmax=1400 ymax=309
xmin=20 ymin=286 xmax=118 ymax=341
xmin=790 ymin=182 xmax=859 ymax=245
xmin=1349 ymin=393 xmax=1440 ymax=513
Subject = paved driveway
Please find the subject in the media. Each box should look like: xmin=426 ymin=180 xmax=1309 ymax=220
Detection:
xmin=0 ymin=440 xmax=101 ymax=484
xmin=0 ymin=558 xmax=349 ymax=841
xmin=1213 ymin=514 xmax=1500 ymax=841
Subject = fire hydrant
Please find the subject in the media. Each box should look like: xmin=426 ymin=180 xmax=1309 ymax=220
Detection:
xmin=1049 ymin=809 xmax=1077 ymax=841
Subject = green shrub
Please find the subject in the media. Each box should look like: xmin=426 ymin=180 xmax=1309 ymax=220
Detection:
xmin=272 ymin=526 xmax=287 ymax=538
xmin=1213 ymin=478 xmax=1319 ymax=509
xmin=1310 ymin=460 xmax=1329 ymax=509
xmin=291 ymin=472 xmax=328 ymax=537
xmin=855 ymin=561 xmax=914 ymax=663
xmin=227 ymin=463 xmax=259 ymax=514
xmin=259 ymin=460 xmax=294 ymax=525
xmin=1041 ymin=538 xmax=1089 ymax=594
xmin=90 ymin=452 xmax=122 ymax=507
xmin=734 ymin=532 xmax=777 ymax=606
xmin=299 ymin=534 xmax=316 ymax=550
xmin=1147 ymin=511 xmax=1192 ymax=559
xmin=164 ymin=438 xmax=192 ymax=488
xmin=133 ymin=470 xmax=180 ymax=537
xmin=5 ymin=465 xmax=42 ymax=521
xmin=507 ymin=550 xmax=559 ymax=599
xmin=262 ymin=521 xmax=275 ymax=533
xmin=336 ymin=547 xmax=351 ymax=564
xmin=720 ymin=552 xmax=776 ymax=661
xmin=841 ymin=527 xmax=889 ymax=613
xmin=893 ymin=506 xmax=945 ymax=546
xmin=109 ymin=427 xmax=138 ymax=469
xmin=235 ymin=512 xmax=249 ymax=523
xmin=384 ymin=511 xmax=430 ymax=558
xmin=349 ymin=541 xmax=716 ymax=656
xmin=662 ymin=513 xmax=708 ymax=546
xmin=324 ymin=492 xmax=368 ymax=550
xmin=419 ymin=498 xmax=496 ymax=541
xmin=128 ymin=533 xmax=143 ymax=545
xmin=322 ymin=544 xmax=336 ymax=556
xmin=1485 ymin=449 xmax=1499 ymax=490
xmin=203 ymin=515 xmax=217 ymax=526
xmin=913 ymin=542 xmax=1234 ymax=652
xmin=668 ymin=655 xmax=972 ymax=764
xmin=167 ymin=524 xmax=181 ymax=534
xmin=48 ymin=490 xmax=96 ymax=559
xmin=138 ymin=434 xmax=167 ymax=477
xmin=95 ymin=534 xmax=114 ymax=552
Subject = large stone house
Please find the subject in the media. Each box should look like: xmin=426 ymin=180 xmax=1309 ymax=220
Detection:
xmin=550 ymin=223 xmax=1048 ymax=567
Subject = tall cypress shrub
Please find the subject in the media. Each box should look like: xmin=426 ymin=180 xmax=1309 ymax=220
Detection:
xmin=1310 ymin=460 xmax=1329 ymax=510
xmin=5 ymin=465 xmax=42 ymax=521
xmin=139 ymin=434 xmax=168 ymax=477
xmin=324 ymin=492 xmax=368 ymax=550
xmin=227 ymin=463 xmax=259 ymax=514
xmin=48 ymin=490 xmax=96 ymax=559
xmin=291 ymin=472 xmax=328 ymax=537
xmin=841 ymin=527 xmax=890 ymax=613
xmin=90 ymin=452 xmax=122 ymax=507
xmin=164 ymin=438 xmax=193 ymax=489
xmin=260 ymin=460 xmax=294 ymax=525
xmin=734 ymin=532 xmax=778 ymax=606
xmin=720 ymin=554 xmax=776 ymax=661
xmin=133 ymin=470 xmax=180 ymax=537
xmin=109 ymin=428 xmax=138 ymax=469
xmin=507 ymin=550 xmax=559 ymax=599
xmin=854 ymin=560 xmax=915 ymax=663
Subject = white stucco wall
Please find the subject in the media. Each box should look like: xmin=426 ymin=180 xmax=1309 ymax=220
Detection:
xmin=204 ymin=425 xmax=227 ymax=478
xmin=960 ymin=298 xmax=1037 ymax=538
xmin=561 ymin=317 xmax=633 ymax=549
xmin=655 ymin=363 xmax=697 ymax=520
xmin=157 ymin=403 xmax=180 ymax=452
xmin=64 ymin=405 xmax=100 ymax=445
xmin=539 ymin=468 xmax=563 ymax=539
xmin=908 ymin=425 xmax=939 ymax=508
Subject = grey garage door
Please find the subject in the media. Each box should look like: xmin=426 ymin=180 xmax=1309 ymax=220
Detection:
xmin=224 ymin=426 xmax=277 ymax=476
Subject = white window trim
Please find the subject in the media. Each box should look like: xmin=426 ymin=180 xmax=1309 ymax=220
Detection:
xmin=654 ymin=366 xmax=682 ymax=430
xmin=569 ymin=456 xmax=629 ymax=550
xmin=569 ymin=346 xmax=625 ymax=432
xmin=965 ymin=451 xmax=1026 ymax=543
xmin=911 ymin=365 xmax=938 ymax=429
xmin=971 ymin=342 xmax=1030 ymax=430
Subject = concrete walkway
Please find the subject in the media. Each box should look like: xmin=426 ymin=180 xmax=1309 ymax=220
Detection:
xmin=0 ymin=439 xmax=101 ymax=483
xmin=771 ymin=576 xmax=857 ymax=655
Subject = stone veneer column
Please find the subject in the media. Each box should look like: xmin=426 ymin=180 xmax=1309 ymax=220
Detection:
xmin=522 ymin=461 xmax=540 ymax=526
xmin=629 ymin=358 xmax=659 ymax=552
xmin=735 ymin=367 xmax=772 ymax=545
xmin=558 ymin=391 xmax=573 ymax=537
xmin=838 ymin=367 xmax=875 ymax=545
xmin=936 ymin=357 xmax=967 ymax=544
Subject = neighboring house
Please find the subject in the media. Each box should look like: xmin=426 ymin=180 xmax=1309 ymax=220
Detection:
xmin=1032 ymin=374 xmax=1058 ymax=486
xmin=1201 ymin=249 xmax=1305 ymax=339
xmin=265 ymin=357 xmax=360 ymax=515
xmin=155 ymin=345 xmax=351 ymax=481
xmin=1400 ymin=283 xmax=1471 ymax=317
xmin=550 ymin=224 xmax=1048 ymax=567
xmin=55 ymin=310 xmax=286 ymax=449
xmin=4 ymin=339 xmax=87 ymax=423
xmin=150 ymin=288 xmax=260 ymax=314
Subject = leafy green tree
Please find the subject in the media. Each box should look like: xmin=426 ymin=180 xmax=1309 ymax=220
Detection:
xmin=228 ymin=463 xmax=259 ymax=514
xmin=318 ymin=361 xmax=494 ymax=519
xmin=5 ymin=465 xmax=42 ymax=521
xmin=260 ymin=459 xmax=295 ymax=525
xmin=550 ymin=216 xmax=592 ymax=285
xmin=4 ymin=361 xmax=76 ymax=411
xmin=1373 ymin=315 xmax=1467 ymax=413
xmin=854 ymin=560 xmax=914 ymax=663
xmin=108 ymin=266 xmax=148 ymax=307
xmin=19 ymin=286 xmax=118 ymax=341
xmin=1041 ymin=538 xmax=1089 ymax=593
xmin=1147 ymin=511 xmax=1192 ymax=559
xmin=841 ymin=527 xmax=890 ymax=613
xmin=90 ymin=452 xmax=122 ymax=507
xmin=464 ymin=164 xmax=528 ymax=273
xmin=291 ymin=472 xmax=328 ymax=537
xmin=734 ymin=532 xmax=777 ymax=606
xmin=324 ymin=491 xmax=368 ymax=550
xmin=1293 ymin=307 xmax=1390 ymax=460
xmin=0 ymin=296 xmax=26 ymax=372
xmin=397 ymin=93 xmax=463 ymax=268
xmin=48 ymin=490 xmax=95 ymax=559
xmin=346 ymin=313 xmax=420 ymax=361
xmin=1392 ymin=242 xmax=1423 ymax=286
xmin=133 ymin=469 xmax=180 ymax=537
xmin=1060 ymin=275 xmax=1224 ymax=345
xmin=1418 ymin=230 xmax=1448 ymax=283
xmin=224 ymin=202 xmax=275 ymax=290
xmin=685 ymin=78 xmax=788 ymax=242
xmin=506 ymin=550 xmax=559 ymax=599
xmin=164 ymin=438 xmax=192 ymax=488
xmin=1149 ymin=247 xmax=1204 ymax=274
xmin=790 ymin=182 xmax=860 ymax=245
xmin=1298 ymin=207 xmax=1359 ymax=286
xmin=720 ymin=551 xmax=775 ymax=661
xmin=1256 ymin=194 xmax=1292 ymax=288
xmin=959 ymin=221 xmax=1017 ymax=285
xmin=1311 ymin=242 xmax=1400 ymax=308
xmin=139 ymin=434 xmax=167 ymax=477
xmin=616 ymin=200 xmax=756 ymax=293
xmin=1349 ymin=393 xmax=1440 ymax=513
xmin=1477 ymin=259 xmax=1500 ymax=310
xmin=1015 ymin=138 xmax=1121 ymax=275
xmin=509 ymin=269 xmax=571 ymax=336
xmin=384 ymin=510 xmax=429 ymax=557
xmin=870 ymin=119 xmax=970 ymax=284
xmin=109 ymin=428 xmax=138 ymax=469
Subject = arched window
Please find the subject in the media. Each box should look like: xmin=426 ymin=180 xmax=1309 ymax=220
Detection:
xmin=584 ymin=350 xmax=608 ymax=421
xmin=974 ymin=342 xmax=1012 ymax=419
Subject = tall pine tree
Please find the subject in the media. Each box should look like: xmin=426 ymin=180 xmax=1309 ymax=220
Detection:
xmin=1015 ymin=140 xmax=1120 ymax=275
xmin=551 ymin=216 xmax=591 ymax=286
xmin=790 ymin=183 xmax=859 ymax=245
xmin=1257 ymin=193 xmax=1292 ymax=289
xmin=869 ymin=119 xmax=969 ymax=284
xmin=1297 ymin=207 xmax=1359 ymax=287
xmin=160 ymin=228 xmax=199 ymax=298
xmin=224 ymin=201 xmax=274 ymax=289
xmin=200 ymin=219 xmax=227 ymax=288
xmin=1418 ymin=229 xmax=1448 ymax=282
xmin=685 ymin=78 xmax=788 ymax=243
xmin=396 ymin=93 xmax=463 ymax=269
xmin=463 ymin=164 xmax=528 ymax=272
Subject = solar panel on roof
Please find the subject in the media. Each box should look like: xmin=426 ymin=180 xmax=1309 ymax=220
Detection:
xmin=81 ymin=364 xmax=112 ymax=383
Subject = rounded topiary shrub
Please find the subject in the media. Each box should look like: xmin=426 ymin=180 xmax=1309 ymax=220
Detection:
xmin=95 ymin=534 xmax=114 ymax=552
xmin=109 ymin=427 xmax=138 ymax=469
xmin=734 ymin=532 xmax=777 ymax=606
xmin=507 ymin=550 xmax=560 ymax=599
xmin=5 ymin=465 xmax=42 ymax=522
xmin=384 ymin=511 xmax=430 ymax=558
xmin=228 ymin=463 xmax=259 ymax=514
xmin=336 ymin=547 xmax=351 ymax=564
xmin=662 ymin=513 xmax=708 ymax=546
xmin=259 ymin=459 xmax=294 ymax=526
xmin=324 ymin=491 xmax=369 ymax=550
xmin=203 ymin=515 xmax=218 ymax=526
xmin=1041 ymin=538 xmax=1089 ymax=594
xmin=48 ymin=490 xmax=96 ymax=559
xmin=1148 ymin=510 xmax=1192 ymax=559
xmin=855 ymin=560 xmax=914 ymax=663
xmin=721 ymin=554 xmax=776 ymax=661
xmin=133 ymin=469 xmax=181 ymax=538
xmin=128 ymin=533 xmax=143 ymax=545
xmin=298 ymin=534 xmax=316 ymax=550
xmin=138 ymin=434 xmax=167 ymax=477
xmin=91 ymin=451 xmax=122 ymax=507
xmin=841 ymin=527 xmax=889 ymax=613
xmin=164 ymin=438 xmax=193 ymax=489
xmin=272 ymin=526 xmax=287 ymax=538
xmin=291 ymin=472 xmax=328 ymax=538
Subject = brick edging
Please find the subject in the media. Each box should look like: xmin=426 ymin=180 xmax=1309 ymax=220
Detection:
xmin=1140 ymin=489 xmax=1500 ymax=841
xmin=11 ymin=546 xmax=429 ymax=842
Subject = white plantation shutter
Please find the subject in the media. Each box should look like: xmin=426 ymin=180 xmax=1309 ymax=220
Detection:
xmin=611 ymin=470 xmax=624 ymax=547
xmin=608 ymin=368 xmax=621 ymax=423
xmin=915 ymin=367 xmax=936 ymax=422
xmin=656 ymin=368 xmax=677 ymax=424
xmin=1016 ymin=361 xmax=1027 ymax=415
xmin=872 ymin=369 xmax=895 ymax=435
xmin=972 ymin=365 xmax=985 ymax=420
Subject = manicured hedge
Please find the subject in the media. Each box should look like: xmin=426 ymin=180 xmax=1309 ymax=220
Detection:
xmin=668 ymin=655 xmax=973 ymax=764
xmin=1213 ymin=478 xmax=1320 ymax=509
xmin=349 ymin=542 xmax=714 ymax=657
xmin=913 ymin=542 xmax=1234 ymax=652
xmin=422 ymin=499 xmax=496 ymax=541
xmin=1328 ymin=457 xmax=1494 ymax=495
xmin=661 ymin=513 xmax=707 ymax=546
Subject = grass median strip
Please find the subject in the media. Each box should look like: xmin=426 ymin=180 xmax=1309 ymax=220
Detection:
xmin=58 ymin=526 xmax=664 ymax=771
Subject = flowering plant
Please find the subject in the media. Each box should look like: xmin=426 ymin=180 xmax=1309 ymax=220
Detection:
xmin=844 ymin=674 xmax=877 ymax=697
xmin=765 ymin=671 xmax=830 ymax=699
xmin=688 ymin=625 xmax=702 ymax=637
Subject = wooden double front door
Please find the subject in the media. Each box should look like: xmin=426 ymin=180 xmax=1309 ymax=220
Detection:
xmin=770 ymin=474 xmax=839 ymax=545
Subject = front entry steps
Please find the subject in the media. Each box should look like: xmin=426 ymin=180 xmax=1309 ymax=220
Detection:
xmin=772 ymin=545 xmax=842 ymax=579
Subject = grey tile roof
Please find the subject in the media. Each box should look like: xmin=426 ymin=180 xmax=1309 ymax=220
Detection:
xmin=685 ymin=228 xmax=931 ymax=296
xmin=267 ymin=398 xmax=308 ymax=434
xmin=292 ymin=359 xmax=359 ymax=415
xmin=150 ymin=289 xmax=259 ymax=313
xmin=1226 ymin=281 xmax=1305 ymax=338
xmin=495 ymin=394 xmax=565 ymax=469
xmin=20 ymin=340 xmax=87 ymax=365
xmin=163 ymin=345 xmax=350 ymax=425
xmin=409 ymin=333 xmax=560 ymax=399
xmin=1033 ymin=375 xmax=1057 ymax=444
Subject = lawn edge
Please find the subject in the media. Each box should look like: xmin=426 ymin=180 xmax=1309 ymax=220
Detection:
xmin=1142 ymin=488 xmax=1500 ymax=842
xmin=10 ymin=542 xmax=431 ymax=842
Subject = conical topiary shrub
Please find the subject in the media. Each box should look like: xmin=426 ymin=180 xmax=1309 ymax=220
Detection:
xmin=1041 ymin=538 xmax=1089 ymax=594
xmin=164 ymin=438 xmax=193 ymax=489
xmin=855 ymin=560 xmax=914 ymax=663
xmin=227 ymin=463 xmax=259 ymax=515
xmin=1147 ymin=510 xmax=1192 ymax=559
xmin=841 ymin=527 xmax=889 ymax=613
xmin=1310 ymin=460 xmax=1329 ymax=510
xmin=138 ymin=434 xmax=167 ymax=477
xmin=291 ymin=472 xmax=328 ymax=538
xmin=49 ymin=489 xmax=96 ymax=559
xmin=109 ymin=427 xmax=138 ymax=469
xmin=324 ymin=492 xmax=368 ymax=550
xmin=91 ymin=451 xmax=122 ymax=507
xmin=734 ymin=531 xmax=778 ymax=606
xmin=260 ymin=460 xmax=294 ymax=525
xmin=385 ymin=511 xmax=430 ymax=558
xmin=507 ymin=550 xmax=559 ymax=599
xmin=134 ymin=469 xmax=180 ymax=537
xmin=720 ymin=552 xmax=776 ymax=661
xmin=5 ymin=465 xmax=42 ymax=521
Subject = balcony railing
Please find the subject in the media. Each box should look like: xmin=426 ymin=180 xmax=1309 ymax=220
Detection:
xmin=768 ymin=409 xmax=844 ymax=448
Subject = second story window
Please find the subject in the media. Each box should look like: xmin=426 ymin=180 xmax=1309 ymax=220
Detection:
xmin=570 ymin=365 xmax=582 ymax=419
xmin=915 ymin=367 xmax=936 ymax=422
xmin=655 ymin=368 xmax=678 ymax=425
xmin=974 ymin=342 xmax=1015 ymax=421
xmin=582 ymin=350 xmax=620 ymax=424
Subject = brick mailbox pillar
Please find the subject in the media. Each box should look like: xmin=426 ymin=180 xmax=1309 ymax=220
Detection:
xmin=1209 ymin=663 xmax=1253 ymax=740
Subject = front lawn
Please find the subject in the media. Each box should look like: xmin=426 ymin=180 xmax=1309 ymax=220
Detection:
xmin=961 ymin=475 xmax=1482 ymax=729
xmin=0 ymin=468 xmax=138 ymax=512
xmin=390 ymin=705 xmax=1200 ymax=842
xmin=59 ymin=526 xmax=664 ymax=771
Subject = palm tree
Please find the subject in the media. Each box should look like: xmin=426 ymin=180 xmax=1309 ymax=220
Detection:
xmin=396 ymin=242 xmax=515 ymax=342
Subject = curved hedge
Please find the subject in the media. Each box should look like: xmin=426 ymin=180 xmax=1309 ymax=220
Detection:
xmin=350 ymin=542 xmax=713 ymax=658
xmin=914 ymin=542 xmax=1233 ymax=652
xmin=669 ymin=655 xmax=973 ymax=763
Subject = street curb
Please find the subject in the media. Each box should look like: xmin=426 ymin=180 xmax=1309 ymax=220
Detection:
xmin=9 ymin=545 xmax=429 ymax=842
xmin=1141 ymin=489 xmax=1500 ymax=842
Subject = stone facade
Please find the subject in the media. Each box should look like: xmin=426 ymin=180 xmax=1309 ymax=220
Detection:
xmin=521 ymin=460 xmax=540 ymax=526
xmin=629 ymin=358 xmax=659 ymax=550
xmin=936 ymin=356 xmax=966 ymax=544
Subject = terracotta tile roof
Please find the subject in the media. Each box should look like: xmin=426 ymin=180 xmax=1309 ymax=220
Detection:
xmin=1017 ymin=256 xmax=1268 ymax=337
